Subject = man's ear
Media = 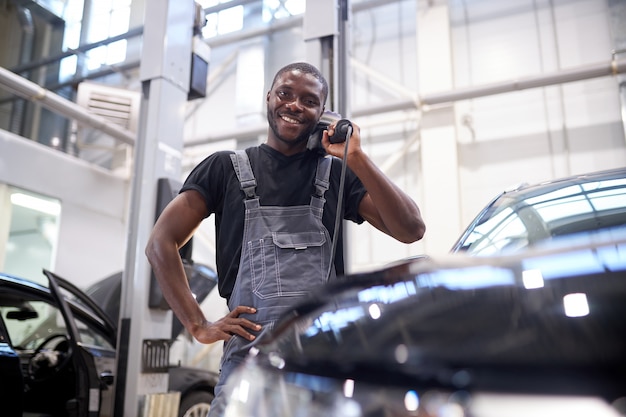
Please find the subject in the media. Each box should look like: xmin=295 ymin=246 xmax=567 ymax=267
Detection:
xmin=266 ymin=91 xmax=270 ymax=103
xmin=318 ymin=106 xmax=326 ymax=121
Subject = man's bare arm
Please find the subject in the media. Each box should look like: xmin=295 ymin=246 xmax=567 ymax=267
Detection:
xmin=145 ymin=190 xmax=260 ymax=343
xmin=323 ymin=123 xmax=426 ymax=243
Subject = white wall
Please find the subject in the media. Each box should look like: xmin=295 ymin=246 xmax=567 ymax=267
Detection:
xmin=449 ymin=0 xmax=626 ymax=248
xmin=0 ymin=130 xmax=129 ymax=287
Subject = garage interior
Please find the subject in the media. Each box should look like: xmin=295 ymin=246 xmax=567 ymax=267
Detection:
xmin=1 ymin=0 xmax=625 ymax=415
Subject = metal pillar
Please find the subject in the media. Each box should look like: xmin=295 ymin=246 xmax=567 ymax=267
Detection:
xmin=0 ymin=185 xmax=10 ymax=270
xmin=303 ymin=0 xmax=350 ymax=117
xmin=303 ymin=0 xmax=352 ymax=271
xmin=608 ymin=0 xmax=626 ymax=145
xmin=114 ymin=1 xmax=194 ymax=416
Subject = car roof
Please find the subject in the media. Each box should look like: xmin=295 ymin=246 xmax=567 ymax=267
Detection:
xmin=499 ymin=166 xmax=626 ymax=195
xmin=452 ymin=167 xmax=626 ymax=254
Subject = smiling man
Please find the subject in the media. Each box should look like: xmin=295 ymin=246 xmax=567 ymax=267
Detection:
xmin=145 ymin=62 xmax=426 ymax=417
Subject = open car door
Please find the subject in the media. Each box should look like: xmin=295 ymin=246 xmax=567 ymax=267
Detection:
xmin=43 ymin=269 xmax=117 ymax=417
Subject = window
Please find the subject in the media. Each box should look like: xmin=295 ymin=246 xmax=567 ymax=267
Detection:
xmin=2 ymin=186 xmax=61 ymax=284
xmin=84 ymin=0 xmax=131 ymax=71
xmin=59 ymin=0 xmax=131 ymax=78
xmin=2 ymin=298 xmax=113 ymax=351
xmin=198 ymin=0 xmax=306 ymax=39
xmin=198 ymin=0 xmax=244 ymax=38
xmin=59 ymin=0 xmax=85 ymax=80
xmin=262 ymin=0 xmax=305 ymax=22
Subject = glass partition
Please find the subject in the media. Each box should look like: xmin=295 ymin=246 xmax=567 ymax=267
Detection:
xmin=0 ymin=184 xmax=61 ymax=284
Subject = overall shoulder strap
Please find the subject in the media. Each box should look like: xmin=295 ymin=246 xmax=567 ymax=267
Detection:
xmin=229 ymin=150 xmax=257 ymax=199
xmin=314 ymin=156 xmax=332 ymax=198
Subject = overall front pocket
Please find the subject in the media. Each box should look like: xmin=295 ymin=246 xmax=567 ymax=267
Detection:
xmin=248 ymin=231 xmax=328 ymax=300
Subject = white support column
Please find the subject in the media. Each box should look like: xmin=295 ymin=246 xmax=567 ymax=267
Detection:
xmin=235 ymin=4 xmax=265 ymax=135
xmin=114 ymin=1 xmax=193 ymax=416
xmin=417 ymin=3 xmax=462 ymax=255
xmin=303 ymin=0 xmax=353 ymax=267
xmin=235 ymin=45 xmax=266 ymax=127
xmin=0 ymin=184 xmax=11 ymax=270
xmin=303 ymin=0 xmax=343 ymax=112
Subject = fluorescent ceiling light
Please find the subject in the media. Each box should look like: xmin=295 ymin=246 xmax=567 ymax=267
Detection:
xmin=10 ymin=193 xmax=61 ymax=216
xmin=522 ymin=269 xmax=544 ymax=289
xmin=563 ymin=293 xmax=590 ymax=318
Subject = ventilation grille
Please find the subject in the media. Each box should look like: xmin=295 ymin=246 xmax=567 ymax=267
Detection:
xmin=74 ymin=81 xmax=140 ymax=171
xmin=85 ymin=91 xmax=133 ymax=130
xmin=76 ymin=81 xmax=140 ymax=132
xmin=142 ymin=339 xmax=172 ymax=373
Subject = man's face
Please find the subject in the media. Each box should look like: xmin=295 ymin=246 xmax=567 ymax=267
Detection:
xmin=266 ymin=70 xmax=326 ymax=149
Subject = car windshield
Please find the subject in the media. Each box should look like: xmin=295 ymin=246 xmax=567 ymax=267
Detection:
xmin=0 ymin=282 xmax=115 ymax=351
xmin=2 ymin=298 xmax=114 ymax=351
xmin=453 ymin=174 xmax=626 ymax=255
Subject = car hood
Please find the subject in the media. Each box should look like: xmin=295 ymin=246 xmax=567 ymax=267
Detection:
xmin=253 ymin=231 xmax=626 ymax=399
xmin=86 ymin=261 xmax=217 ymax=339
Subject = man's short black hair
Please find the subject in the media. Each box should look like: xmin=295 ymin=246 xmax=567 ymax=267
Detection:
xmin=270 ymin=62 xmax=329 ymax=105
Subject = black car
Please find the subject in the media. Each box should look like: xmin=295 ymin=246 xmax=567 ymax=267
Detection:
xmin=0 ymin=261 xmax=219 ymax=417
xmin=219 ymin=229 xmax=626 ymax=417
xmin=0 ymin=269 xmax=117 ymax=417
xmin=452 ymin=167 xmax=626 ymax=254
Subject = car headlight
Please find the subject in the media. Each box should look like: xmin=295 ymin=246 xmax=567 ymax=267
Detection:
xmin=223 ymin=354 xmax=624 ymax=417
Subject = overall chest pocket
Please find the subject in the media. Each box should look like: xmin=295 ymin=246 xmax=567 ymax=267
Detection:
xmin=248 ymin=231 xmax=329 ymax=299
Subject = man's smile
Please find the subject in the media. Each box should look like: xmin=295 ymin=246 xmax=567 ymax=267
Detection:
xmin=279 ymin=114 xmax=302 ymax=124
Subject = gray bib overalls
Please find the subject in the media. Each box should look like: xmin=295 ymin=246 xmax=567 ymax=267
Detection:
xmin=208 ymin=150 xmax=337 ymax=416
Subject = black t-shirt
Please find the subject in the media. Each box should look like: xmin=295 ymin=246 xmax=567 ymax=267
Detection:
xmin=181 ymin=144 xmax=367 ymax=300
